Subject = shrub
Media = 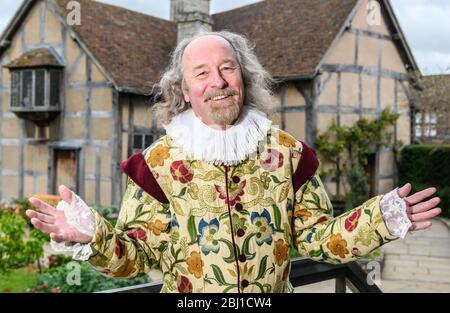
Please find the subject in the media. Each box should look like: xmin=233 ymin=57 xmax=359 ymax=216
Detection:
xmin=0 ymin=210 xmax=47 ymax=274
xmin=345 ymin=164 xmax=369 ymax=211
xmin=36 ymin=261 xmax=150 ymax=293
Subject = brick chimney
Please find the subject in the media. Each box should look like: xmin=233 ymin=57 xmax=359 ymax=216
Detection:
xmin=170 ymin=0 xmax=213 ymax=43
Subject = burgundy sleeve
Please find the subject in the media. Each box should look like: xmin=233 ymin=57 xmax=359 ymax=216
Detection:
xmin=292 ymin=141 xmax=320 ymax=194
xmin=119 ymin=152 xmax=169 ymax=204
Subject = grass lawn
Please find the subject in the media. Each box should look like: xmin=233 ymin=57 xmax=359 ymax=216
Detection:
xmin=0 ymin=267 xmax=38 ymax=292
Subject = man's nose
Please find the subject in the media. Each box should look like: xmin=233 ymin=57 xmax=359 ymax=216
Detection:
xmin=209 ymin=70 xmax=228 ymax=89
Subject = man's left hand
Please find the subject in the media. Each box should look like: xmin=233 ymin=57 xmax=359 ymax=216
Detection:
xmin=397 ymin=183 xmax=441 ymax=231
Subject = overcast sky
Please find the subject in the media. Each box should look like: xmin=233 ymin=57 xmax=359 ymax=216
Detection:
xmin=0 ymin=0 xmax=449 ymax=75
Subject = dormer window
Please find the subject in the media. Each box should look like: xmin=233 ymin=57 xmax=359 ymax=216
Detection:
xmin=4 ymin=48 xmax=63 ymax=126
xmin=10 ymin=68 xmax=61 ymax=108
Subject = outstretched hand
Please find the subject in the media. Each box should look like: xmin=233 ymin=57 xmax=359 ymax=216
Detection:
xmin=397 ymin=183 xmax=441 ymax=231
xmin=26 ymin=185 xmax=93 ymax=243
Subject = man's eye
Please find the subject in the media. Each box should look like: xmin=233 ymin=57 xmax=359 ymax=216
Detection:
xmin=196 ymin=72 xmax=207 ymax=77
xmin=221 ymin=67 xmax=234 ymax=71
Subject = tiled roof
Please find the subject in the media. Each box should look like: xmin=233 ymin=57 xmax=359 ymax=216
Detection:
xmin=213 ymin=0 xmax=358 ymax=79
xmin=55 ymin=0 xmax=177 ymax=93
xmin=53 ymin=0 xmax=358 ymax=93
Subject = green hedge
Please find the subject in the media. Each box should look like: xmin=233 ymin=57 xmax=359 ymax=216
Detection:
xmin=398 ymin=144 xmax=450 ymax=218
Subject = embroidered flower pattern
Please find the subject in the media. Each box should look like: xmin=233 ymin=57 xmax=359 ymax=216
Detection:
xmin=177 ymin=275 xmax=193 ymax=293
xmin=198 ymin=218 xmax=221 ymax=255
xmin=147 ymin=219 xmax=168 ymax=236
xmin=114 ymin=236 xmax=126 ymax=259
xmin=215 ymin=179 xmax=246 ymax=206
xmin=273 ymin=239 xmax=289 ymax=266
xmin=260 ymin=149 xmax=284 ymax=172
xmin=147 ymin=144 xmax=170 ymax=168
xmin=294 ymin=204 xmax=312 ymax=222
xmin=126 ymin=227 xmax=147 ymax=241
xmin=276 ymin=131 xmax=296 ymax=148
xmin=170 ymin=160 xmax=194 ymax=183
xmin=344 ymin=207 xmax=362 ymax=232
xmin=251 ymin=209 xmax=275 ymax=246
xmin=186 ymin=251 xmax=204 ymax=279
xmin=327 ymin=233 xmax=349 ymax=259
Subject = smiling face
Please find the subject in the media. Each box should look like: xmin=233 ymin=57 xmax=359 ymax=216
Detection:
xmin=181 ymin=35 xmax=244 ymax=129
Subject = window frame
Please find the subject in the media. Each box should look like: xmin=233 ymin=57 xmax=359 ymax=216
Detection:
xmin=415 ymin=112 xmax=438 ymax=138
xmin=10 ymin=67 xmax=62 ymax=110
xmin=132 ymin=131 xmax=155 ymax=153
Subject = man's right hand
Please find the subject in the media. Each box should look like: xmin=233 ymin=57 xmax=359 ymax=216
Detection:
xmin=26 ymin=185 xmax=93 ymax=244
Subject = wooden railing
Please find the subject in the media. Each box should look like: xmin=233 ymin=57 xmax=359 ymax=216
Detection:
xmin=99 ymin=258 xmax=382 ymax=293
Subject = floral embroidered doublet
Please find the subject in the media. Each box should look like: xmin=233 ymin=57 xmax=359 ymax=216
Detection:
xmin=87 ymin=127 xmax=398 ymax=293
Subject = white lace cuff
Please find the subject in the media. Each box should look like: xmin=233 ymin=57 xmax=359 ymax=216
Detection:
xmin=50 ymin=240 xmax=93 ymax=261
xmin=379 ymin=187 xmax=412 ymax=239
xmin=50 ymin=193 xmax=96 ymax=261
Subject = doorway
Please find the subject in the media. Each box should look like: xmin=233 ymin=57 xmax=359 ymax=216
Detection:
xmin=52 ymin=148 xmax=80 ymax=194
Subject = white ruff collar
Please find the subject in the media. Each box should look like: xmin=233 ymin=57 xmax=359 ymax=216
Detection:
xmin=164 ymin=106 xmax=272 ymax=165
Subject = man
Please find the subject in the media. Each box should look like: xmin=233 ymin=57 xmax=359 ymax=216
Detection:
xmin=26 ymin=31 xmax=441 ymax=293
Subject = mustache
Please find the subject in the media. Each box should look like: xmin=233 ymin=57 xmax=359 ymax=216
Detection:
xmin=204 ymin=88 xmax=238 ymax=101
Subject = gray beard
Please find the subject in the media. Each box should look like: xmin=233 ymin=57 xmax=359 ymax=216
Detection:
xmin=208 ymin=99 xmax=241 ymax=125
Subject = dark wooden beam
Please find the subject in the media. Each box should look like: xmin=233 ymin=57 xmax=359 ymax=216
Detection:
xmin=39 ymin=1 xmax=45 ymax=44
xmin=111 ymin=89 xmax=122 ymax=206
xmin=280 ymin=84 xmax=286 ymax=130
xmin=318 ymin=72 xmax=333 ymax=95
xmin=47 ymin=146 xmax=54 ymax=194
xmin=376 ymin=40 xmax=384 ymax=114
xmin=20 ymin=29 xmax=26 ymax=54
xmin=316 ymin=104 xmax=408 ymax=116
xmin=85 ymin=57 xmax=92 ymax=141
xmin=277 ymin=106 xmax=306 ymax=113
xmin=127 ymin=96 xmax=134 ymax=158
xmin=61 ymin=20 xmax=67 ymax=64
xmin=358 ymin=73 xmax=363 ymax=119
xmin=321 ymin=64 xmax=409 ymax=81
xmin=354 ymin=31 xmax=360 ymax=65
xmin=393 ymin=79 xmax=399 ymax=188
xmin=306 ymin=75 xmax=320 ymax=147
xmin=18 ymin=119 xmax=25 ymax=198
xmin=347 ymin=27 xmax=392 ymax=41
xmin=293 ymin=79 xmax=312 ymax=102
xmin=67 ymin=81 xmax=112 ymax=89
xmin=337 ymin=72 xmax=341 ymax=127
xmin=95 ymin=146 xmax=101 ymax=204
xmin=60 ymin=25 xmax=68 ymax=141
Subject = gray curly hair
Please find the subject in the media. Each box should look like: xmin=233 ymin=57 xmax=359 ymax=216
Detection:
xmin=152 ymin=30 xmax=276 ymax=125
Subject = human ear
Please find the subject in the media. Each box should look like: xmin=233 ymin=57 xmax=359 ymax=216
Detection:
xmin=182 ymin=78 xmax=190 ymax=103
xmin=183 ymin=91 xmax=190 ymax=103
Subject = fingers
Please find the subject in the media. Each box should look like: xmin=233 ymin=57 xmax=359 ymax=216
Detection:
xmin=28 ymin=213 xmax=69 ymax=242
xmin=58 ymin=185 xmax=73 ymax=204
xmin=28 ymin=197 xmax=57 ymax=215
xmin=405 ymin=187 xmax=437 ymax=206
xmin=397 ymin=183 xmax=411 ymax=198
xmin=26 ymin=209 xmax=55 ymax=224
xmin=50 ymin=232 xmax=68 ymax=243
xmin=409 ymin=207 xmax=441 ymax=222
xmin=30 ymin=217 xmax=57 ymax=234
xmin=410 ymin=221 xmax=432 ymax=231
xmin=407 ymin=197 xmax=440 ymax=214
